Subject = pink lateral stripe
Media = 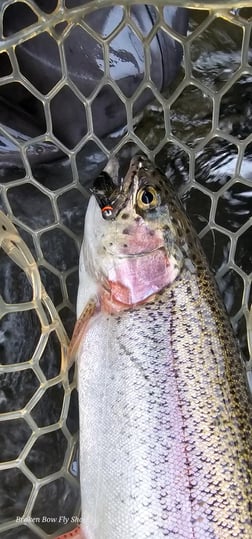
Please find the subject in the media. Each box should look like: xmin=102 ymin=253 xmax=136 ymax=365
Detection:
xmin=55 ymin=525 xmax=84 ymax=538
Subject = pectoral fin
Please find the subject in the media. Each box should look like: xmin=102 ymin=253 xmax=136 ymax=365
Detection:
xmin=68 ymin=299 xmax=97 ymax=366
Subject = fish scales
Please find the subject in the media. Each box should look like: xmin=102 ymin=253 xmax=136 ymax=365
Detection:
xmin=71 ymin=156 xmax=252 ymax=539
xmin=78 ymin=274 xmax=251 ymax=538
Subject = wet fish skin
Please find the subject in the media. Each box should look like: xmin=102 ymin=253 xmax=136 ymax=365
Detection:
xmin=76 ymin=156 xmax=252 ymax=539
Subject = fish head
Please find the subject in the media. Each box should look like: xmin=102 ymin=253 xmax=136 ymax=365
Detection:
xmin=80 ymin=155 xmax=190 ymax=313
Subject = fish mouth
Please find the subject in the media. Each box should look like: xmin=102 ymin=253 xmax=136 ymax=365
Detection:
xmin=106 ymin=246 xmax=166 ymax=259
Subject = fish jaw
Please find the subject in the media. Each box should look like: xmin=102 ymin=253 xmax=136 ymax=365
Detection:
xmin=83 ymin=193 xmax=168 ymax=261
xmin=77 ymin=238 xmax=99 ymax=319
xmin=80 ymin=194 xmax=181 ymax=313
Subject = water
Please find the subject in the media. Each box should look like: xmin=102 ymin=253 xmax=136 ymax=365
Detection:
xmin=0 ymin=8 xmax=252 ymax=538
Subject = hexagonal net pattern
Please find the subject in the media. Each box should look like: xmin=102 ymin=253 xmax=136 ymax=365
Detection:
xmin=0 ymin=212 xmax=80 ymax=537
xmin=0 ymin=0 xmax=251 ymax=537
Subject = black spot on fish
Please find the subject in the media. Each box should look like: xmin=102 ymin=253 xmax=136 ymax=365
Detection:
xmin=123 ymin=228 xmax=130 ymax=235
xmin=121 ymin=213 xmax=129 ymax=220
xmin=134 ymin=216 xmax=141 ymax=223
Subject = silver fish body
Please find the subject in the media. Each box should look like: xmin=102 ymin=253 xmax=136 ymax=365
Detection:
xmin=75 ymin=156 xmax=252 ymax=539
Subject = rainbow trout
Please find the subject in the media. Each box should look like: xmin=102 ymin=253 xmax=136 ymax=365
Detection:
xmin=68 ymin=155 xmax=252 ymax=539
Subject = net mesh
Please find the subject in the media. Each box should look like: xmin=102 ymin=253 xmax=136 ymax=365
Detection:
xmin=0 ymin=1 xmax=251 ymax=537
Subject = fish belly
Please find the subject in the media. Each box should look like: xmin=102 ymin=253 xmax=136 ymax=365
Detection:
xmin=78 ymin=277 xmax=252 ymax=539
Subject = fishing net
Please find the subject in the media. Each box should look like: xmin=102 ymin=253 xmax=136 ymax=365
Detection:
xmin=0 ymin=1 xmax=251 ymax=537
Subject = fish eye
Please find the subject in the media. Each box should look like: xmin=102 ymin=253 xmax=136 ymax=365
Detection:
xmin=101 ymin=205 xmax=113 ymax=219
xmin=103 ymin=209 xmax=113 ymax=218
xmin=137 ymin=186 xmax=158 ymax=210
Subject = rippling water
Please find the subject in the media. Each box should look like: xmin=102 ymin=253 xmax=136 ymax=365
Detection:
xmin=0 ymin=9 xmax=251 ymax=537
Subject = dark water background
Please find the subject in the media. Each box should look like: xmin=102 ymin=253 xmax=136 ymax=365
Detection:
xmin=0 ymin=7 xmax=252 ymax=538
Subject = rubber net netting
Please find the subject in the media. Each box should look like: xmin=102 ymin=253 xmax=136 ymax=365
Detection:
xmin=0 ymin=1 xmax=251 ymax=537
